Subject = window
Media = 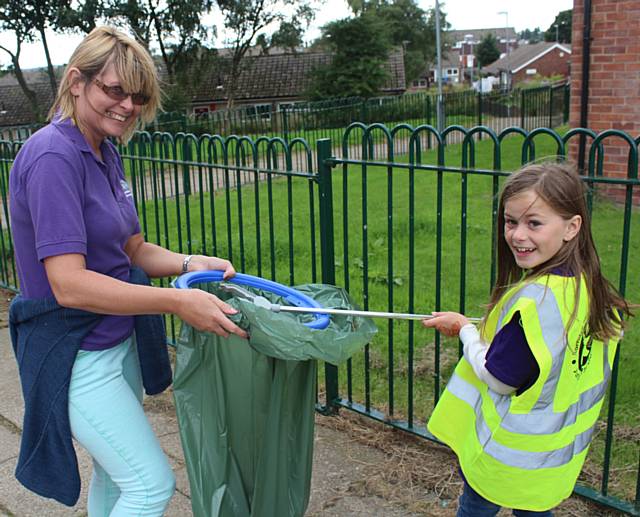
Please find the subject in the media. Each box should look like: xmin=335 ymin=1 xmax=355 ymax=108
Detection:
xmin=526 ymin=68 xmax=537 ymax=75
xmin=194 ymin=107 xmax=210 ymax=117
xmin=245 ymin=104 xmax=272 ymax=120
xmin=255 ymin=104 xmax=271 ymax=120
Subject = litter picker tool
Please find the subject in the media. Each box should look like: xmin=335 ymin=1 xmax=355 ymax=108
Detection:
xmin=175 ymin=270 xmax=482 ymax=324
xmin=218 ymin=282 xmax=482 ymax=323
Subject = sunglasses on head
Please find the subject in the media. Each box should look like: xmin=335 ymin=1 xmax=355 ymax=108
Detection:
xmin=93 ymin=78 xmax=150 ymax=106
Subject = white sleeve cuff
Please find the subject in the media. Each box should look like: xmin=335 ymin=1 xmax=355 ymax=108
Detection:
xmin=459 ymin=324 xmax=517 ymax=395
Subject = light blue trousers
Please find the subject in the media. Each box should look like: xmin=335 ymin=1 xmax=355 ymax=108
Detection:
xmin=68 ymin=337 xmax=175 ymax=516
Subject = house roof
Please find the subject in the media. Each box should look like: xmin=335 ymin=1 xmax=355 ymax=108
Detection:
xmin=0 ymin=82 xmax=54 ymax=127
xmin=0 ymin=48 xmax=406 ymax=127
xmin=447 ymin=27 xmax=517 ymax=44
xmin=428 ymin=50 xmax=461 ymax=71
xmin=0 ymin=66 xmax=65 ymax=86
xmin=482 ymin=42 xmax=571 ymax=75
xmin=188 ymin=48 xmax=406 ymax=103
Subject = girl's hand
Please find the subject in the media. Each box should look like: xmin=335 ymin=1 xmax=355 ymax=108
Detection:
xmin=187 ymin=255 xmax=236 ymax=279
xmin=422 ymin=311 xmax=470 ymax=337
xmin=176 ymin=288 xmax=248 ymax=338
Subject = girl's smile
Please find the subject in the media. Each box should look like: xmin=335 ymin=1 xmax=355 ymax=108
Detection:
xmin=504 ymin=189 xmax=581 ymax=269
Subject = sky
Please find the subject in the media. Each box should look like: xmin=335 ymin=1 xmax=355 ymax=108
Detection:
xmin=0 ymin=0 xmax=573 ymax=71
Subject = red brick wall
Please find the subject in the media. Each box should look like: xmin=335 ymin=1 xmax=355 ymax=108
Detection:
xmin=570 ymin=0 xmax=640 ymax=202
xmin=512 ymin=47 xmax=571 ymax=83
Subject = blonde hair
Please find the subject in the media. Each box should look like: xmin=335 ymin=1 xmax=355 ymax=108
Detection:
xmin=49 ymin=26 xmax=161 ymax=142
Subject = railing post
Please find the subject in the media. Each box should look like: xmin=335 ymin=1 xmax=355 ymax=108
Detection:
xmin=477 ymin=90 xmax=483 ymax=140
xmin=548 ymin=86 xmax=554 ymax=128
xmin=520 ymin=89 xmax=526 ymax=129
xmin=316 ymin=138 xmax=339 ymax=414
xmin=425 ymin=95 xmax=432 ymax=149
xmin=182 ymin=138 xmax=192 ymax=196
xmin=281 ymin=104 xmax=289 ymax=145
xmin=563 ymin=83 xmax=570 ymax=124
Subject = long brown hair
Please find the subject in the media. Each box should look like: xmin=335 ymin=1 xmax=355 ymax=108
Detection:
xmin=487 ymin=162 xmax=631 ymax=340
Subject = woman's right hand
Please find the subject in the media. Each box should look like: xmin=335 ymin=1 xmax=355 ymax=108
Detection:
xmin=176 ymin=288 xmax=248 ymax=338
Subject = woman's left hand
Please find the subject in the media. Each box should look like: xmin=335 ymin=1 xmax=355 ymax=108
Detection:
xmin=187 ymin=255 xmax=236 ymax=279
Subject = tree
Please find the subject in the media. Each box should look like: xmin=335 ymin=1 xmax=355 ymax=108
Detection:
xmin=256 ymin=18 xmax=308 ymax=54
xmin=23 ymin=1 xmax=75 ymax=97
xmin=216 ymin=0 xmax=315 ymax=109
xmin=306 ymin=15 xmax=390 ymax=99
xmin=105 ymin=0 xmax=216 ymax=83
xmin=57 ymin=0 xmax=104 ymax=34
xmin=0 ymin=0 xmax=43 ymax=120
xmin=268 ymin=20 xmax=305 ymax=51
xmin=0 ymin=0 xmax=72 ymax=107
xmin=475 ymin=32 xmax=500 ymax=68
xmin=166 ymin=44 xmax=222 ymax=112
xmin=519 ymin=27 xmax=543 ymax=44
xmin=355 ymin=0 xmax=448 ymax=86
xmin=544 ymin=9 xmax=572 ymax=43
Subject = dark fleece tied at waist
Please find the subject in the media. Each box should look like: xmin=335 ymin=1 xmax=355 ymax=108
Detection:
xmin=8 ymin=267 xmax=171 ymax=505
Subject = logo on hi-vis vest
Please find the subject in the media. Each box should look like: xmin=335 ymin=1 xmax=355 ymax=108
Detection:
xmin=572 ymin=328 xmax=593 ymax=378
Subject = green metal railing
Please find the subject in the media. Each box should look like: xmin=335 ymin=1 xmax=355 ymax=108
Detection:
xmin=0 ymin=121 xmax=637 ymax=514
xmin=318 ymin=125 xmax=639 ymax=515
xmin=0 ymin=84 xmax=569 ymax=146
xmin=0 ymin=124 xmax=41 ymax=142
xmin=151 ymin=84 xmax=570 ymax=142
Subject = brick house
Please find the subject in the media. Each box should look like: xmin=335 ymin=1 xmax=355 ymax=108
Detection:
xmin=448 ymin=28 xmax=519 ymax=69
xmin=407 ymin=51 xmax=460 ymax=90
xmin=408 ymin=28 xmax=518 ymax=89
xmin=482 ymin=42 xmax=572 ymax=88
xmin=570 ymin=0 xmax=640 ymax=202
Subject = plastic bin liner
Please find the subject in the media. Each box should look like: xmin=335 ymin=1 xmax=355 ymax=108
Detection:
xmin=173 ymin=282 xmax=377 ymax=517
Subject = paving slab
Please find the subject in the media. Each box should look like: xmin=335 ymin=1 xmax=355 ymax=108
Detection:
xmin=0 ymin=325 xmax=419 ymax=517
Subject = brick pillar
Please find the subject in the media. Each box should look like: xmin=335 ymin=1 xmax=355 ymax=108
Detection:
xmin=569 ymin=0 xmax=640 ymax=203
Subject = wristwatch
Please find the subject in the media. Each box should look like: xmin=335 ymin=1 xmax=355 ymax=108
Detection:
xmin=182 ymin=255 xmax=193 ymax=274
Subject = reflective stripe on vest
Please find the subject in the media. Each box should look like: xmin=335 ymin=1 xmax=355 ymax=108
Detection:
xmin=446 ymin=359 xmax=609 ymax=468
xmin=495 ymin=283 xmax=567 ymax=410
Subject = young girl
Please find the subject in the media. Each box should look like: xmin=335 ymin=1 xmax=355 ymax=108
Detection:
xmin=422 ymin=162 xmax=631 ymax=516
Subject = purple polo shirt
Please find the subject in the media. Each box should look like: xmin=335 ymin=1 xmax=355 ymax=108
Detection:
xmin=9 ymin=117 xmax=140 ymax=350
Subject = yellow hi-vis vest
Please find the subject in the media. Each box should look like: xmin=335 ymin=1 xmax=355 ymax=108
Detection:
xmin=427 ymin=274 xmax=620 ymax=511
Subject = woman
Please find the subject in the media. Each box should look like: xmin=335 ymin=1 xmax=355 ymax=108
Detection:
xmin=9 ymin=26 xmax=246 ymax=515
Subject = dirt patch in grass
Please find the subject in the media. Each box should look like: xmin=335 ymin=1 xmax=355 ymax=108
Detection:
xmin=317 ymin=409 xmax=627 ymax=516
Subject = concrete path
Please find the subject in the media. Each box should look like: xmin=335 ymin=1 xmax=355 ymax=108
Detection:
xmin=0 ymin=326 xmax=419 ymax=517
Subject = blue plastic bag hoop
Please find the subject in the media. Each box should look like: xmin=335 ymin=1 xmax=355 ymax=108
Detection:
xmin=174 ymin=270 xmax=330 ymax=330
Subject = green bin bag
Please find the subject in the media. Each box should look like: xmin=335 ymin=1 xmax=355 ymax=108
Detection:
xmin=173 ymin=282 xmax=376 ymax=517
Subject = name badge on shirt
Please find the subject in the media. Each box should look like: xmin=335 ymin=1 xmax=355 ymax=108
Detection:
xmin=120 ymin=179 xmax=134 ymax=198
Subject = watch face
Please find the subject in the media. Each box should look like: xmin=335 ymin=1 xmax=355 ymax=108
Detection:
xmin=182 ymin=255 xmax=192 ymax=273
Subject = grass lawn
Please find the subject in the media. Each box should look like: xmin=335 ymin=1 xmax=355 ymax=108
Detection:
xmin=129 ymin=124 xmax=639 ymax=502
